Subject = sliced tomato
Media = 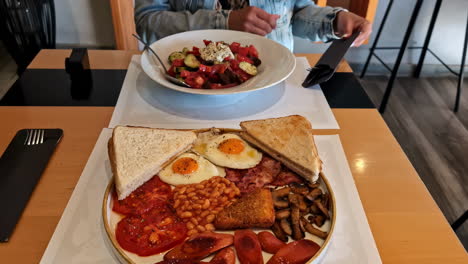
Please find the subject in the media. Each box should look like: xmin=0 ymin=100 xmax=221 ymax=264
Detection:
xmin=185 ymin=75 xmax=205 ymax=88
xmin=112 ymin=176 xmax=172 ymax=216
xmin=191 ymin=46 xmax=200 ymax=56
xmin=198 ymin=64 xmax=212 ymax=73
xmin=236 ymin=54 xmax=254 ymax=64
xmin=266 ymin=240 xmax=320 ymax=264
xmin=209 ymin=83 xmax=238 ymax=89
xmin=229 ymin=59 xmax=240 ymax=71
xmin=180 ymin=70 xmax=192 ymax=78
xmin=229 ymin=42 xmax=240 ymax=53
xmin=233 ymin=69 xmax=252 ymax=82
xmin=237 ymin=46 xmax=249 ymax=57
xmin=212 ymin=63 xmax=228 ymax=74
xmin=209 ymin=248 xmax=235 ymax=264
xmin=203 ymin=40 xmax=212 ymax=46
xmin=257 ymin=231 xmax=286 ymax=254
xmin=234 ymin=229 xmax=263 ymax=264
xmin=167 ymin=65 xmax=177 ymax=77
xmin=248 ymin=45 xmax=259 ymax=58
xmin=115 ymin=205 xmax=187 ymax=256
xmin=164 ymin=232 xmax=234 ymax=261
xmin=171 ymin=59 xmax=185 ymax=67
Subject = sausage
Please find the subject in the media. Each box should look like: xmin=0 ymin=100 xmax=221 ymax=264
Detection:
xmin=164 ymin=232 xmax=233 ymax=261
xmin=267 ymin=240 xmax=320 ymax=264
xmin=234 ymin=229 xmax=263 ymax=264
xmin=257 ymin=231 xmax=286 ymax=254
xmin=209 ymin=248 xmax=236 ymax=264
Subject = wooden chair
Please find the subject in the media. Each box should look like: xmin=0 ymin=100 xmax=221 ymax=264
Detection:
xmin=110 ymin=0 xmax=378 ymax=50
xmin=110 ymin=0 xmax=138 ymax=50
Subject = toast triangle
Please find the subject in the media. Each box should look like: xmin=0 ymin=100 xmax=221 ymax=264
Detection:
xmin=240 ymin=115 xmax=322 ymax=182
xmin=109 ymin=126 xmax=197 ymax=200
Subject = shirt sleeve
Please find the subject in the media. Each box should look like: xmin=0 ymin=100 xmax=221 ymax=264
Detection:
xmin=291 ymin=0 xmax=346 ymax=42
xmin=135 ymin=0 xmax=230 ymax=43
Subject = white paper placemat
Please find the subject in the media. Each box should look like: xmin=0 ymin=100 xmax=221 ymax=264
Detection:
xmin=40 ymin=130 xmax=380 ymax=264
xmin=108 ymin=56 xmax=339 ymax=129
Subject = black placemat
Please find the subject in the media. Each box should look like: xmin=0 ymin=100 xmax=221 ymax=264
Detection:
xmin=0 ymin=69 xmax=127 ymax=106
xmin=1 ymin=69 xmax=373 ymax=108
xmin=0 ymin=129 xmax=63 ymax=242
xmin=320 ymin=73 xmax=375 ymax=108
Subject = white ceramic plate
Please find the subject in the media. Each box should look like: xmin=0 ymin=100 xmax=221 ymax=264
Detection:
xmin=103 ymin=128 xmax=336 ymax=264
xmin=140 ymin=30 xmax=296 ymax=95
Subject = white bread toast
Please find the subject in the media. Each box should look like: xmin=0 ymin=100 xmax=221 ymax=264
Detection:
xmin=240 ymin=115 xmax=322 ymax=182
xmin=108 ymin=126 xmax=197 ymax=200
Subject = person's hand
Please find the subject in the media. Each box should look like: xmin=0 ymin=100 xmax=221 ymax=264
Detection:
xmin=334 ymin=11 xmax=372 ymax=47
xmin=228 ymin=6 xmax=280 ymax=36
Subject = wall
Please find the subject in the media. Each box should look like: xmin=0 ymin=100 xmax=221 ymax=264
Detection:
xmin=294 ymin=0 xmax=468 ymax=66
xmin=55 ymin=0 xmax=115 ymax=48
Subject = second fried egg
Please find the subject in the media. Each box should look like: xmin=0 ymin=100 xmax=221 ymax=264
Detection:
xmin=202 ymin=133 xmax=263 ymax=169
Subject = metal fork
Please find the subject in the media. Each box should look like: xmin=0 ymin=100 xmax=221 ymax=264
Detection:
xmin=132 ymin=34 xmax=191 ymax=88
xmin=24 ymin=129 xmax=45 ymax=146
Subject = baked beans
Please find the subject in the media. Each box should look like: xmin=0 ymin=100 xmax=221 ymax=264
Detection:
xmin=173 ymin=176 xmax=240 ymax=236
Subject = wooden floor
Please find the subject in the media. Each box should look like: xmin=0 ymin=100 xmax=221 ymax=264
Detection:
xmin=360 ymin=75 xmax=468 ymax=251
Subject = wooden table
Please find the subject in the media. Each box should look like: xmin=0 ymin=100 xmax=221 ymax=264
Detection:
xmin=0 ymin=50 xmax=466 ymax=263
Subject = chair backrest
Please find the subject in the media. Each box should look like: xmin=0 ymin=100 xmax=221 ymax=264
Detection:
xmin=110 ymin=0 xmax=138 ymax=50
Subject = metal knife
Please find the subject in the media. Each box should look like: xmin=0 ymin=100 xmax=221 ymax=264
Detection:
xmin=302 ymin=32 xmax=360 ymax=88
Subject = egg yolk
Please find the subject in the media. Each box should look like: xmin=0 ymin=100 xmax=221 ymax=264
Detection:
xmin=172 ymin=157 xmax=198 ymax=174
xmin=218 ymin=138 xmax=245 ymax=154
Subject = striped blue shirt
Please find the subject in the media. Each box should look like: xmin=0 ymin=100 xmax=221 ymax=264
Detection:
xmin=135 ymin=0 xmax=344 ymax=51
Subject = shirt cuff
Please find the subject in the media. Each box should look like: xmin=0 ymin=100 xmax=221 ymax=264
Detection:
xmin=329 ymin=8 xmax=348 ymax=40
xmin=216 ymin=9 xmax=231 ymax=30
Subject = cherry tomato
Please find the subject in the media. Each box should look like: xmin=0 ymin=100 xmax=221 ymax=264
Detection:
xmin=248 ymin=45 xmax=259 ymax=58
xmin=229 ymin=42 xmax=240 ymax=53
xmin=237 ymin=47 xmax=249 ymax=57
xmin=236 ymin=54 xmax=254 ymax=64
xmin=171 ymin=59 xmax=185 ymax=67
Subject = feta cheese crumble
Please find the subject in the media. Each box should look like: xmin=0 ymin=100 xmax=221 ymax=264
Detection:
xmin=200 ymin=42 xmax=235 ymax=63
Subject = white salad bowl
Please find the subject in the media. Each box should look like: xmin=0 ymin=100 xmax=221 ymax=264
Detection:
xmin=140 ymin=29 xmax=296 ymax=95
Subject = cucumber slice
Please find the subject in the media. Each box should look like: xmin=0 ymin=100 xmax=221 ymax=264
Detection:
xmin=168 ymin=52 xmax=185 ymax=63
xmin=184 ymin=54 xmax=200 ymax=68
xmin=239 ymin=61 xmax=258 ymax=76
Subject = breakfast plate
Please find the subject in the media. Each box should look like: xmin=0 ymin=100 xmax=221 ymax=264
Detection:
xmin=140 ymin=30 xmax=296 ymax=95
xmin=103 ymin=174 xmax=336 ymax=264
xmin=102 ymin=125 xmax=336 ymax=264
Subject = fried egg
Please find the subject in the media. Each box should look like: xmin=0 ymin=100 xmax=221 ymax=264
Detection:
xmin=159 ymin=153 xmax=223 ymax=186
xmin=198 ymin=133 xmax=263 ymax=169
